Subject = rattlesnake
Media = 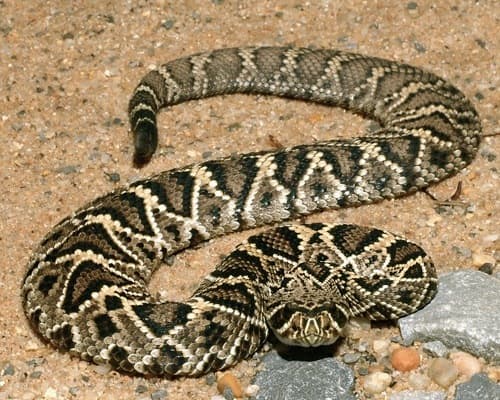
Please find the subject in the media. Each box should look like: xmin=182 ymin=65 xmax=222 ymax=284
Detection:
xmin=22 ymin=47 xmax=481 ymax=376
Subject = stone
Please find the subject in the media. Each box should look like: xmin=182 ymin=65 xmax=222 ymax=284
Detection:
xmin=408 ymin=372 xmax=432 ymax=390
xmin=422 ymin=341 xmax=450 ymax=358
xmin=427 ymin=358 xmax=458 ymax=388
xmin=399 ymin=270 xmax=500 ymax=362
xmin=390 ymin=347 xmax=420 ymax=372
xmin=151 ymin=389 xmax=168 ymax=400
xmin=254 ymin=350 xmax=356 ymax=400
xmin=454 ymin=373 xmax=500 ymax=400
xmin=449 ymin=351 xmax=482 ymax=378
xmin=372 ymin=339 xmax=390 ymax=356
xmin=245 ymin=384 xmax=260 ymax=397
xmin=362 ymin=371 xmax=392 ymax=394
xmin=217 ymin=372 xmax=244 ymax=398
xmin=43 ymin=388 xmax=58 ymax=400
xmin=389 ymin=390 xmax=446 ymax=400
xmin=342 ymin=352 xmax=361 ymax=364
xmin=471 ymin=252 xmax=496 ymax=267
xmin=1 ymin=362 xmax=15 ymax=376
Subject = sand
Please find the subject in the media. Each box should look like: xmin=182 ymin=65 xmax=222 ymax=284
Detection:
xmin=0 ymin=1 xmax=498 ymax=399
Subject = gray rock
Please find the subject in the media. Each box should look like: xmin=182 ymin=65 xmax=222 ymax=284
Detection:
xmin=398 ymin=270 xmax=500 ymax=362
xmin=254 ymin=351 xmax=356 ymax=400
xmin=151 ymin=389 xmax=168 ymax=400
xmin=389 ymin=391 xmax=446 ymax=400
xmin=342 ymin=352 xmax=361 ymax=364
xmin=454 ymin=373 xmax=500 ymax=400
xmin=421 ymin=341 xmax=450 ymax=358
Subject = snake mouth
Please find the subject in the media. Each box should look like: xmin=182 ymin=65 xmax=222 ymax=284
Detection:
xmin=269 ymin=308 xmax=347 ymax=348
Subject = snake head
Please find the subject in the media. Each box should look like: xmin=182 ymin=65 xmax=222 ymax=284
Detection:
xmin=266 ymin=294 xmax=350 ymax=347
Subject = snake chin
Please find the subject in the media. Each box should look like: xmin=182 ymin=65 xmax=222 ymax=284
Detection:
xmin=268 ymin=304 xmax=348 ymax=347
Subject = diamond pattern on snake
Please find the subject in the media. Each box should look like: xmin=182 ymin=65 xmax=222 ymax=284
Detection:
xmin=22 ymin=47 xmax=481 ymax=376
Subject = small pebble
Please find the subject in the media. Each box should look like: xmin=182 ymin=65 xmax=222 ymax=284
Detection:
xmin=205 ymin=372 xmax=217 ymax=385
xmin=452 ymin=245 xmax=472 ymax=258
xmin=1 ymin=362 xmax=15 ymax=376
xmin=408 ymin=371 xmax=432 ymax=390
xmin=105 ymin=171 xmax=121 ymax=183
xmin=135 ymin=384 xmax=148 ymax=394
xmin=357 ymin=341 xmax=369 ymax=353
xmin=407 ymin=1 xmax=418 ymax=10
xmin=482 ymin=233 xmax=498 ymax=244
xmin=223 ymin=387 xmax=234 ymax=400
xmin=217 ymin=372 xmax=243 ymax=398
xmin=422 ymin=341 xmax=450 ymax=358
xmin=427 ymin=358 xmax=459 ymax=388
xmin=342 ymin=352 xmax=361 ymax=364
xmin=104 ymin=68 xmax=118 ymax=77
xmin=391 ymin=347 xmax=420 ymax=371
xmin=162 ymin=18 xmax=175 ymax=30
xmin=472 ymin=252 xmax=496 ymax=267
xmin=245 ymin=384 xmax=259 ymax=397
xmin=43 ymin=387 xmax=58 ymax=400
xmin=26 ymin=357 xmax=45 ymax=367
xmin=363 ymin=371 xmax=392 ymax=394
xmin=372 ymin=339 xmax=390 ymax=356
xmin=479 ymin=263 xmax=495 ymax=274
xmin=55 ymin=164 xmax=79 ymax=175
xmin=29 ymin=370 xmax=42 ymax=379
xmin=449 ymin=351 xmax=482 ymax=378
xmin=390 ymin=336 xmax=404 ymax=345
xmin=151 ymin=389 xmax=168 ymax=400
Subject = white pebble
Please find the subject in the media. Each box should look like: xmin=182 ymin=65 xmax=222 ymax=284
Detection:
xmin=363 ymin=371 xmax=392 ymax=394
xmin=372 ymin=339 xmax=390 ymax=356
xmin=450 ymin=351 xmax=482 ymax=377
xmin=43 ymin=387 xmax=58 ymax=400
xmin=104 ymin=68 xmax=118 ymax=77
xmin=245 ymin=384 xmax=260 ymax=397
xmin=482 ymin=233 xmax=498 ymax=243
xmin=408 ymin=371 xmax=432 ymax=389
xmin=427 ymin=358 xmax=459 ymax=388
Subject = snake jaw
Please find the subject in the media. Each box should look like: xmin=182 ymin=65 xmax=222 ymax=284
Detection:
xmin=267 ymin=301 xmax=348 ymax=347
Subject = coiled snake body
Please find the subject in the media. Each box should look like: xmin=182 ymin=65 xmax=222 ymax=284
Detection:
xmin=22 ymin=47 xmax=481 ymax=376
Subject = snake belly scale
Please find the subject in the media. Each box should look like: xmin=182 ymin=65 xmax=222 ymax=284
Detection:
xmin=22 ymin=47 xmax=481 ymax=376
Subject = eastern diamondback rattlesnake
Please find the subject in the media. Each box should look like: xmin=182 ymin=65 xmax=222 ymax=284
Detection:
xmin=22 ymin=47 xmax=481 ymax=376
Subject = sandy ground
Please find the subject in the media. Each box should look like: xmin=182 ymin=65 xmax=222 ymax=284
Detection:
xmin=0 ymin=1 xmax=498 ymax=399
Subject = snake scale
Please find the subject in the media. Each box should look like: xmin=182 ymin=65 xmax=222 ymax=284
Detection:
xmin=22 ymin=47 xmax=481 ymax=377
